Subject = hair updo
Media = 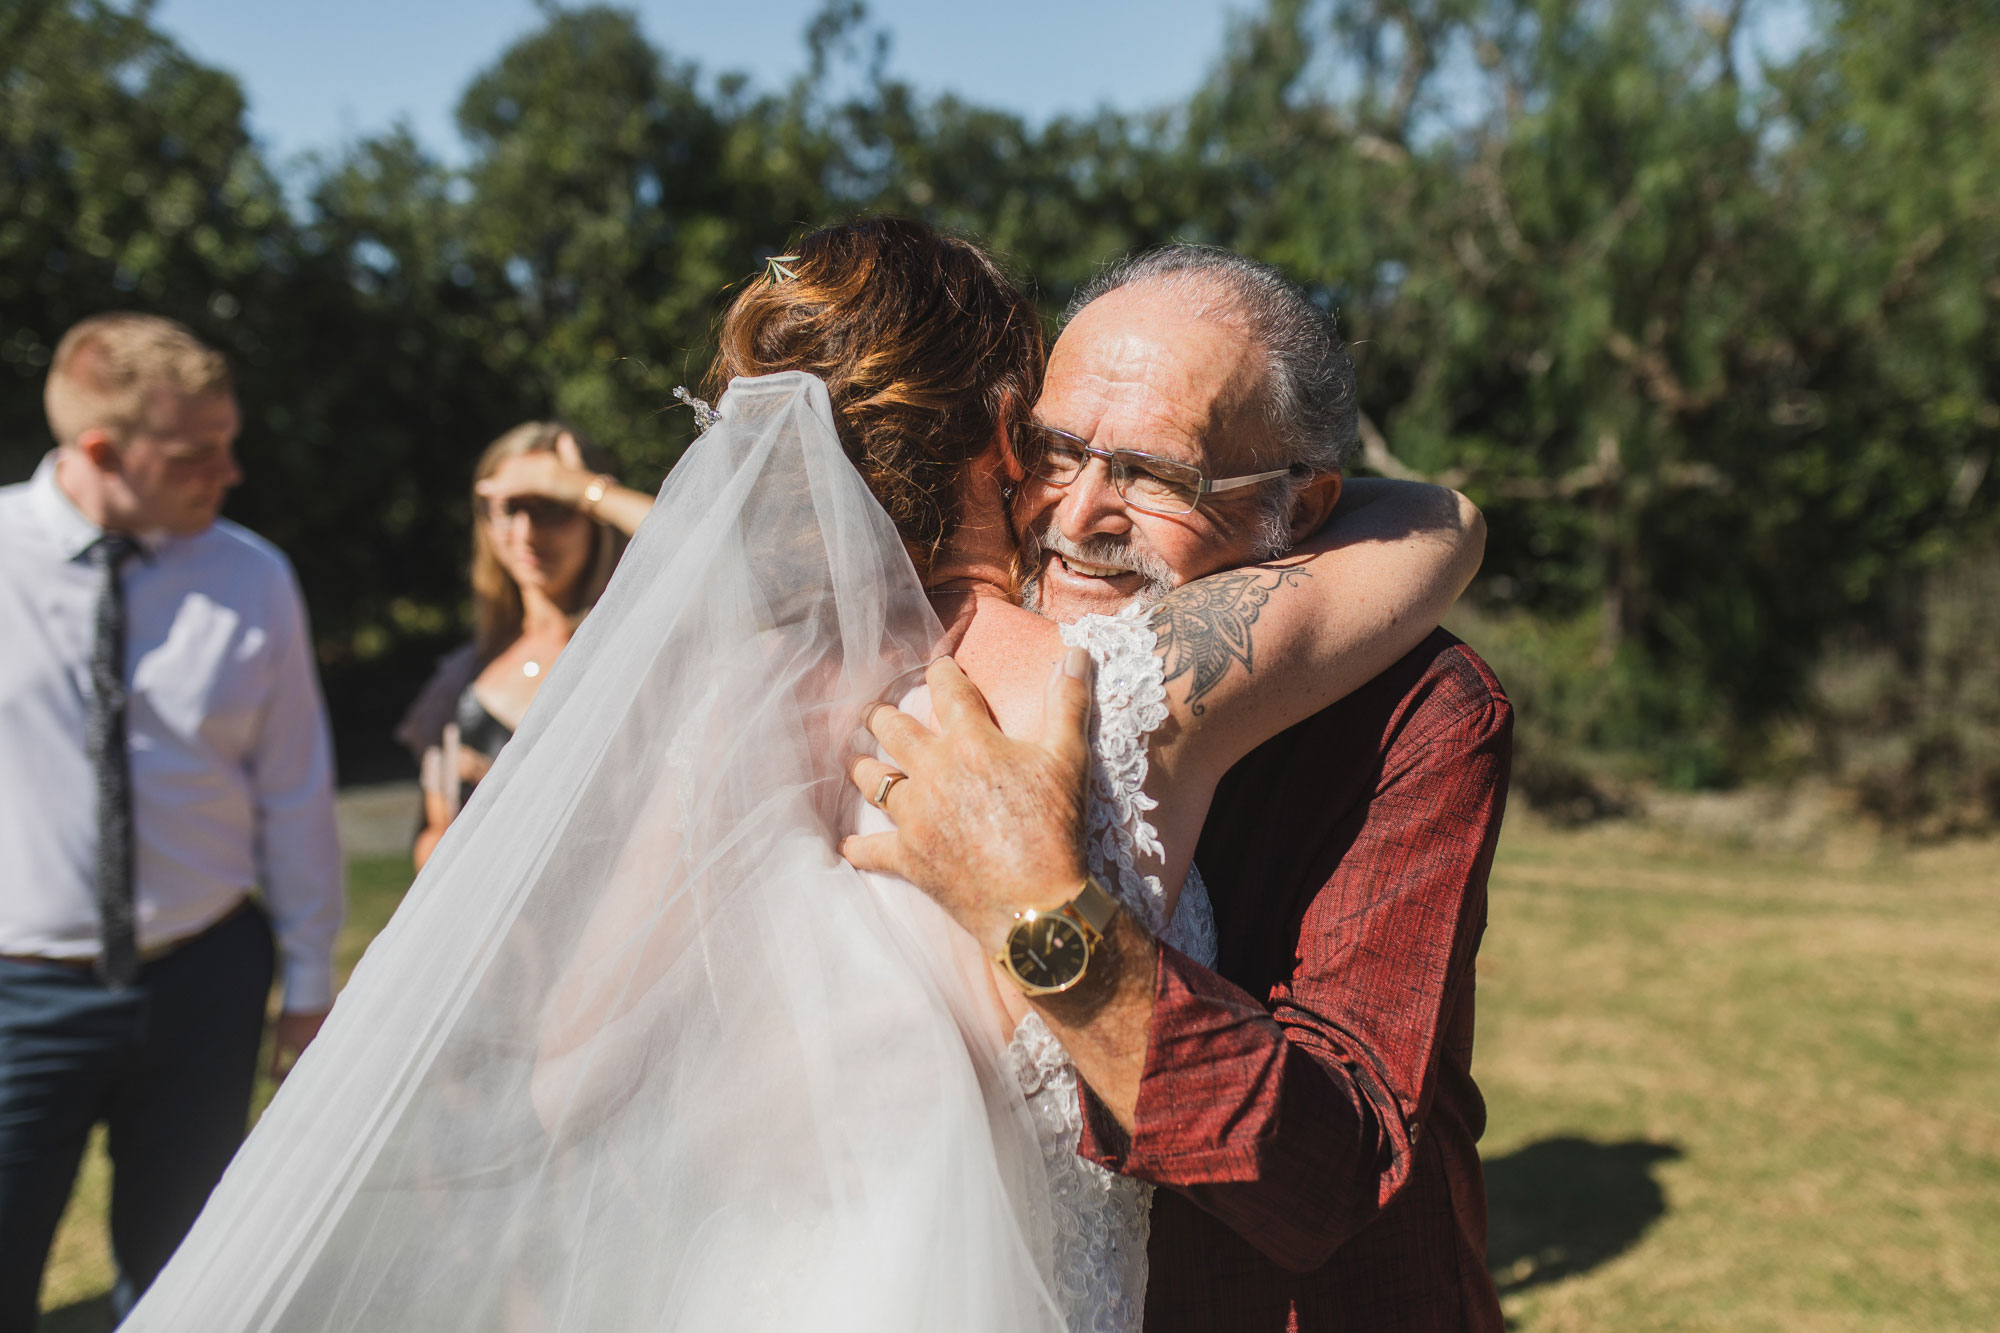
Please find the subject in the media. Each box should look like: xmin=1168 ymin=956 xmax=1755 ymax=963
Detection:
xmin=706 ymin=218 xmax=1044 ymax=574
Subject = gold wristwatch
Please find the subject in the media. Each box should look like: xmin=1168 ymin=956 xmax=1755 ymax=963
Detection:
xmin=996 ymin=875 xmax=1119 ymax=996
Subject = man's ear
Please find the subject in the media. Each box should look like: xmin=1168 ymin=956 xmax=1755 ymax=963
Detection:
xmin=1288 ymin=471 xmax=1343 ymax=545
xmin=73 ymin=427 xmax=124 ymax=475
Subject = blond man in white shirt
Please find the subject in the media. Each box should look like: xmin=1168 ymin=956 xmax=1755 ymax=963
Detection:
xmin=0 ymin=314 xmax=342 ymax=1327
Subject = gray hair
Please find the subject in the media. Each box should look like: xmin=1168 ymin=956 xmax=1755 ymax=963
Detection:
xmin=1063 ymin=245 xmax=1358 ymax=555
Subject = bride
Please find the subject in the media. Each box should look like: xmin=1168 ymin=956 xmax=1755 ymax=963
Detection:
xmin=125 ymin=220 xmax=1480 ymax=1331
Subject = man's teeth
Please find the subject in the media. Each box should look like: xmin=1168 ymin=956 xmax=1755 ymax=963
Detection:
xmin=1059 ymin=555 xmax=1128 ymax=578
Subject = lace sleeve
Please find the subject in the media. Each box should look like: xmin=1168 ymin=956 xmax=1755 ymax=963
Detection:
xmin=1060 ymin=605 xmax=1170 ymax=934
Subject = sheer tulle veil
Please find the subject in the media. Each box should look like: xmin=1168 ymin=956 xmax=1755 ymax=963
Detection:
xmin=127 ymin=373 xmax=1064 ymax=1331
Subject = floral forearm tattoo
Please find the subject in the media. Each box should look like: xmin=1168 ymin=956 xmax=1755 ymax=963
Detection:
xmin=1148 ymin=568 xmax=1311 ymax=714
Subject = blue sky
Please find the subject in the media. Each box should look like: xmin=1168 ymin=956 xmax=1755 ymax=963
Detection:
xmin=153 ymin=1 xmax=1253 ymax=166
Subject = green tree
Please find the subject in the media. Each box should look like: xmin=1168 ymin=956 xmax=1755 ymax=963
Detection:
xmin=1155 ymin=0 xmax=1995 ymax=784
xmin=0 ymin=2 xmax=539 ymax=769
xmin=5 ymin=0 xmax=1990 ymax=808
xmin=0 ymin=0 xmax=288 ymax=469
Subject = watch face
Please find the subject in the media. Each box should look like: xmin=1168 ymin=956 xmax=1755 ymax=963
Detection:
xmin=1005 ymin=912 xmax=1090 ymax=993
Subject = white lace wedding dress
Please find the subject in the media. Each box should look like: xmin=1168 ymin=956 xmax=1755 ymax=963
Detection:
xmin=1009 ymin=605 xmax=1218 ymax=1333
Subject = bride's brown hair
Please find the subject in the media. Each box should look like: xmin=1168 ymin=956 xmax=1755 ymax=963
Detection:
xmin=706 ymin=218 xmax=1044 ymax=574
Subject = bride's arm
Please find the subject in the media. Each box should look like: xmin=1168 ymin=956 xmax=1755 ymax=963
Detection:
xmin=1144 ymin=478 xmax=1483 ymax=790
xmin=889 ymin=478 xmax=1480 ymax=921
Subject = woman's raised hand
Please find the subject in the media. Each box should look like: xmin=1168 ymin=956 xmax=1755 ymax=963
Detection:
xmin=474 ymin=433 xmax=594 ymax=510
xmin=474 ymin=432 xmax=654 ymax=537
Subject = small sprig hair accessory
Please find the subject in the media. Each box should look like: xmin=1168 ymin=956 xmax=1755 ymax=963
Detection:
xmin=764 ymin=253 xmax=801 ymax=284
xmin=673 ymin=385 xmax=721 ymax=435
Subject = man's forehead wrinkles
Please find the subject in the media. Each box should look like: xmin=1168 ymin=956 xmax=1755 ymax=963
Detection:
xmin=1044 ymin=292 xmax=1274 ymax=473
xmin=1049 ymin=366 xmax=1211 ymax=460
xmin=1079 ymin=397 xmax=1206 ymax=466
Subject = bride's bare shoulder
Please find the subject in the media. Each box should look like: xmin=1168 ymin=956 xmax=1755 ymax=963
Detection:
xmin=940 ymin=596 xmax=1063 ymax=738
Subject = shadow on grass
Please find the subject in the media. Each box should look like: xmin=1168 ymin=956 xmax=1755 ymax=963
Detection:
xmin=38 ymin=1292 xmax=114 ymax=1333
xmin=1485 ymin=1135 xmax=1683 ymax=1293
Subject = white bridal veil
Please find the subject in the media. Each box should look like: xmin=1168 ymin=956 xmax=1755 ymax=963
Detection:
xmin=128 ymin=374 xmax=1064 ymax=1331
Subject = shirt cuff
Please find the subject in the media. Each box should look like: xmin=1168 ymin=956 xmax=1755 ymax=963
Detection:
xmin=280 ymin=952 xmax=336 ymax=1013
xmin=1077 ymin=1071 xmax=1133 ymax=1169
xmin=1076 ymin=938 xmax=1291 ymax=1183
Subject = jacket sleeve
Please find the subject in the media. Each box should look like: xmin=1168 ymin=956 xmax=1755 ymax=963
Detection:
xmin=1076 ymin=694 xmax=1511 ymax=1272
xmin=394 ymin=642 xmax=481 ymax=766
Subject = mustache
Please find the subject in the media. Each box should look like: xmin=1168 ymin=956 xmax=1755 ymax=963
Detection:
xmin=1020 ymin=521 xmax=1178 ymax=608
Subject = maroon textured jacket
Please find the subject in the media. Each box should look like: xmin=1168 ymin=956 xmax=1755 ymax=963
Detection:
xmin=1078 ymin=629 xmax=1511 ymax=1331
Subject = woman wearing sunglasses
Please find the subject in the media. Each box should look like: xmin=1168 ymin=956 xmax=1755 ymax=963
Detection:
xmin=395 ymin=422 xmax=654 ymax=868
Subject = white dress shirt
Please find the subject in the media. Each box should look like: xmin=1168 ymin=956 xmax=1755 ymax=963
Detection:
xmin=0 ymin=454 xmax=343 ymax=1010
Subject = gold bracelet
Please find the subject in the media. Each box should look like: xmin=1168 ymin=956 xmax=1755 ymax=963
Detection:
xmin=581 ymin=474 xmax=612 ymax=513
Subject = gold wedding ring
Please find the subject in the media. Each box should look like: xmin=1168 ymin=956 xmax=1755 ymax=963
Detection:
xmin=871 ymin=771 xmax=906 ymax=808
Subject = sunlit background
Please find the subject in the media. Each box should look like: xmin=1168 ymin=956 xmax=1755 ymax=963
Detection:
xmin=152 ymin=0 xmax=1251 ymax=157
xmin=5 ymin=1 xmax=1996 ymax=1327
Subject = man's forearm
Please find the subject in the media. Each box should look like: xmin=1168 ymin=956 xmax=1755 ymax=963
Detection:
xmin=1072 ymin=942 xmax=1405 ymax=1272
xmin=1028 ymin=911 xmax=1157 ymax=1129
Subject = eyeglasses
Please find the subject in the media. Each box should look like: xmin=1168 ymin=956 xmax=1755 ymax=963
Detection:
xmin=482 ymin=495 xmax=579 ymax=528
xmin=1021 ymin=422 xmax=1295 ymax=516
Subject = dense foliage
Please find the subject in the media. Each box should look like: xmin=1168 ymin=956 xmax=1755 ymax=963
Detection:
xmin=3 ymin=0 xmax=1993 ymax=817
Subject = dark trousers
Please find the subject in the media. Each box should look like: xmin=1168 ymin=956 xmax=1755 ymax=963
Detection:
xmin=0 ymin=902 xmax=273 ymax=1331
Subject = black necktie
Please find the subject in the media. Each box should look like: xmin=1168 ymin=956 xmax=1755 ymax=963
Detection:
xmin=85 ymin=533 xmax=142 ymax=988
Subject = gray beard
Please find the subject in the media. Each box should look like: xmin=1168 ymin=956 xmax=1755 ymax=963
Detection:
xmin=1018 ymin=522 xmax=1178 ymax=615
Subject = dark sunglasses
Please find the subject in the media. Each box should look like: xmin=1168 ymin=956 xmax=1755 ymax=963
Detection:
xmin=482 ymin=495 xmax=580 ymax=528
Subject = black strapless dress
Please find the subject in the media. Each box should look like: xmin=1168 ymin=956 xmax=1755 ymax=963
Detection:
xmin=454 ymin=686 xmax=514 ymax=762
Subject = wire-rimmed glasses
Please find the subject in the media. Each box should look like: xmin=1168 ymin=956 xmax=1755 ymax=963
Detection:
xmin=1021 ymin=421 xmax=1294 ymax=516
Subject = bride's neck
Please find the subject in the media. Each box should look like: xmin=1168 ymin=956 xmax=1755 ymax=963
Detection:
xmin=924 ymin=449 xmax=1016 ymax=602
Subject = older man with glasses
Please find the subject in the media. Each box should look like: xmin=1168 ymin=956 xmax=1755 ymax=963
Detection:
xmin=854 ymin=245 xmax=1513 ymax=1332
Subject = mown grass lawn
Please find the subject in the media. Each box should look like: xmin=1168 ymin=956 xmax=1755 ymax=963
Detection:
xmin=1479 ymin=823 xmax=2000 ymax=1331
xmin=39 ymin=827 xmax=2000 ymax=1330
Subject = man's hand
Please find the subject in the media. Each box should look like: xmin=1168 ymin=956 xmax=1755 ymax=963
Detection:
xmin=845 ymin=648 xmax=1159 ymax=1127
xmin=269 ymin=1007 xmax=329 ymax=1082
xmin=842 ymin=650 xmax=1096 ymax=954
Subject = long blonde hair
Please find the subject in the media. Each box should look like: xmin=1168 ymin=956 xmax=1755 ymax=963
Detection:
xmin=470 ymin=421 xmax=626 ymax=660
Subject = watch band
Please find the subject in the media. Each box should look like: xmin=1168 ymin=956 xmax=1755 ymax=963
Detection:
xmin=1064 ymin=874 xmax=1119 ymax=938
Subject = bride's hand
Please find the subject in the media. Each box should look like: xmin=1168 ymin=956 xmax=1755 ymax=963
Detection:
xmin=841 ymin=652 xmax=1096 ymax=954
